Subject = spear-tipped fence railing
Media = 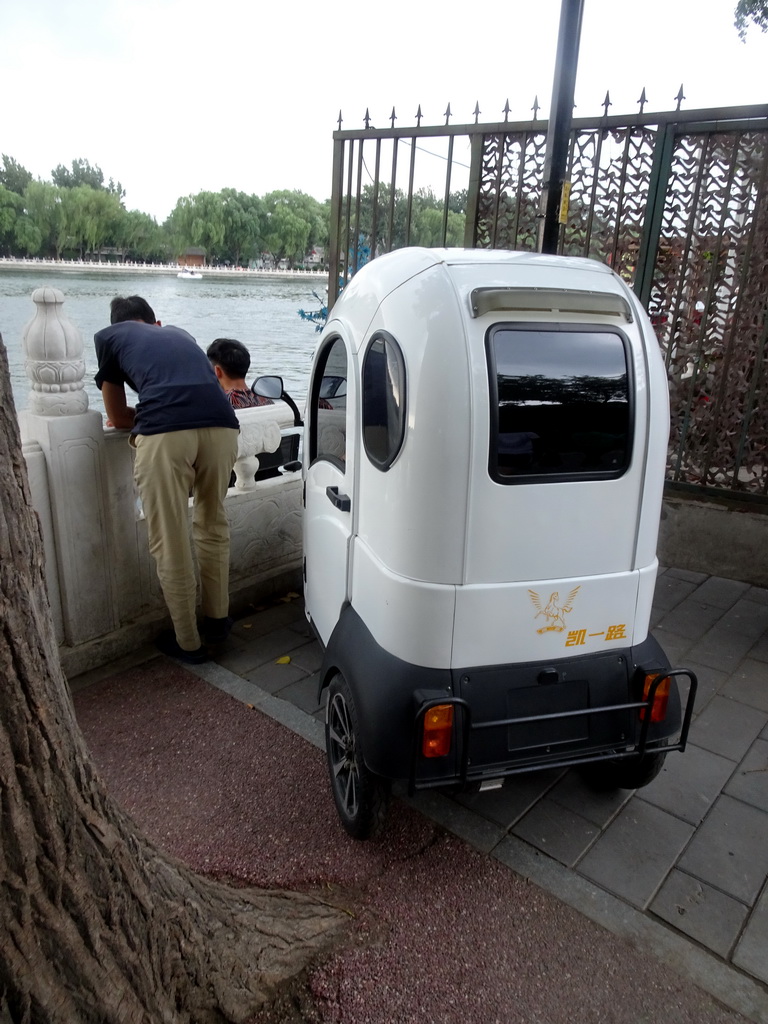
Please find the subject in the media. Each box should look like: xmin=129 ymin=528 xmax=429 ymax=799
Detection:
xmin=327 ymin=94 xmax=768 ymax=503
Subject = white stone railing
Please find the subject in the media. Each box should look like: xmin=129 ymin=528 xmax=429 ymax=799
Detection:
xmin=18 ymin=287 xmax=304 ymax=676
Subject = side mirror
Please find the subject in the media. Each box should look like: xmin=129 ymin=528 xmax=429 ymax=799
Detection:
xmin=252 ymin=375 xmax=284 ymax=401
xmin=251 ymin=374 xmax=303 ymax=428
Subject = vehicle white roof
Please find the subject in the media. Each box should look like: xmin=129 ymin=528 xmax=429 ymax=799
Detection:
xmin=329 ymin=247 xmax=632 ymax=347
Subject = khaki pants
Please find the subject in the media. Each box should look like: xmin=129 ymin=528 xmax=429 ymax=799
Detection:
xmin=133 ymin=427 xmax=239 ymax=651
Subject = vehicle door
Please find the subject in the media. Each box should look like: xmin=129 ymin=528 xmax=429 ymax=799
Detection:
xmin=303 ymin=332 xmax=354 ymax=646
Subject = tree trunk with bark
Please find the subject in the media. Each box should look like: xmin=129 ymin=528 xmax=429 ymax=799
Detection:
xmin=0 ymin=336 xmax=345 ymax=1023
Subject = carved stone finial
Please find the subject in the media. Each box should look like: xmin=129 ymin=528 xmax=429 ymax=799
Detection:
xmin=23 ymin=288 xmax=88 ymax=416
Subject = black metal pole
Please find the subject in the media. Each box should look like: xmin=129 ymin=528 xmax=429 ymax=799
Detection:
xmin=538 ymin=0 xmax=585 ymax=254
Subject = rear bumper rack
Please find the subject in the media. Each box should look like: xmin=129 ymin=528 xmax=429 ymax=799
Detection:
xmin=408 ymin=668 xmax=698 ymax=795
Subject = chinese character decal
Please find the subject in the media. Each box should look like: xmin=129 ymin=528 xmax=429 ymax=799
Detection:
xmin=566 ymin=628 xmax=587 ymax=647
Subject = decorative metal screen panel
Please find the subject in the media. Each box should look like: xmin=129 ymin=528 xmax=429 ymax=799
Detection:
xmin=329 ymin=105 xmax=768 ymax=502
xmin=650 ymin=128 xmax=768 ymax=496
xmin=474 ymin=131 xmax=546 ymax=251
xmin=561 ymin=127 xmax=659 ymax=278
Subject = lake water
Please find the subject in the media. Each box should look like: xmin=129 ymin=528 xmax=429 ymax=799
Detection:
xmin=0 ymin=269 xmax=326 ymax=413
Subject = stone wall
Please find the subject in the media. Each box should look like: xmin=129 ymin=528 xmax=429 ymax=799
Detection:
xmin=659 ymin=494 xmax=768 ymax=588
xmin=21 ymin=403 xmax=303 ymax=677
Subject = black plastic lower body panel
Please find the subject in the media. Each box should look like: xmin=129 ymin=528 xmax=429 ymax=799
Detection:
xmin=318 ymin=605 xmax=695 ymax=789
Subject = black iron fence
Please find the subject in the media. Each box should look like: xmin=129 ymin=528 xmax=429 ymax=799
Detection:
xmin=328 ymin=102 xmax=768 ymax=503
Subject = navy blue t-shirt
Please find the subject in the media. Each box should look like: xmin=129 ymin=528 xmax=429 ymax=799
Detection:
xmin=94 ymin=320 xmax=239 ymax=435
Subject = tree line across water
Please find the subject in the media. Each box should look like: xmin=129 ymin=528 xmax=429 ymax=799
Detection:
xmin=0 ymin=154 xmax=468 ymax=270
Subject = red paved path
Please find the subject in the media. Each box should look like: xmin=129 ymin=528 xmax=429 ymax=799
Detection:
xmin=73 ymin=657 xmax=747 ymax=1024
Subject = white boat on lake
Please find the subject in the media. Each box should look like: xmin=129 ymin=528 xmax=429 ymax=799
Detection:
xmin=177 ymin=268 xmax=203 ymax=280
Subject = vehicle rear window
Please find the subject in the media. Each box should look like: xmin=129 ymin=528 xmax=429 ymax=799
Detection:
xmin=487 ymin=324 xmax=632 ymax=483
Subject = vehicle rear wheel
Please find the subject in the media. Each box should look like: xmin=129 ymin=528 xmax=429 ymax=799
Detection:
xmin=579 ymin=744 xmax=668 ymax=792
xmin=325 ymin=673 xmax=390 ymax=840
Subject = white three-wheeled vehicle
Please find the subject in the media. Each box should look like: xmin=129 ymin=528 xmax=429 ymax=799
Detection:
xmin=302 ymin=248 xmax=696 ymax=839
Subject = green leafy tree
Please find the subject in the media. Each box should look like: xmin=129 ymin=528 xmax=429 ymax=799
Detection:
xmin=346 ymin=183 xmax=466 ymax=257
xmin=162 ymin=202 xmax=187 ymax=256
xmin=52 ymin=158 xmax=104 ymax=191
xmin=0 ymin=151 xmax=336 ymax=263
xmin=50 ymin=159 xmax=127 ymax=213
xmin=262 ymin=190 xmax=321 ymax=267
xmin=166 ymin=189 xmax=325 ymax=267
xmin=447 ymin=189 xmax=468 ymax=215
xmin=59 ymin=187 xmax=90 ymax=258
xmin=51 ymin=158 xmax=124 ymax=201
xmin=0 ymin=155 xmax=33 ymax=196
xmin=60 ymin=186 xmax=123 ymax=259
xmin=117 ymin=209 xmax=168 ymax=263
xmin=52 ymin=158 xmax=101 ymax=190
xmin=19 ymin=181 xmax=65 ymax=258
xmin=316 ymin=198 xmax=332 ymax=251
xmin=166 ymin=191 xmax=228 ymax=261
xmin=347 ymin=182 xmax=403 ymax=254
xmin=735 ymin=0 xmax=768 ymax=37
xmin=106 ymin=177 xmax=127 ymax=202
xmin=263 ymin=206 xmax=309 ymax=267
xmin=219 ymin=189 xmax=266 ymax=265
xmin=0 ymin=185 xmax=23 ymax=255
xmin=83 ymin=188 xmax=124 ymax=256
xmin=13 ymin=217 xmax=43 ymax=257
xmin=410 ymin=192 xmax=465 ymax=247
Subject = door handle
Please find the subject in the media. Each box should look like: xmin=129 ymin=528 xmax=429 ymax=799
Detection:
xmin=326 ymin=485 xmax=351 ymax=512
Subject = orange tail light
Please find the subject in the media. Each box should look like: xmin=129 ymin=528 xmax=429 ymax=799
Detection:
xmin=640 ymin=672 xmax=671 ymax=723
xmin=422 ymin=704 xmax=454 ymax=758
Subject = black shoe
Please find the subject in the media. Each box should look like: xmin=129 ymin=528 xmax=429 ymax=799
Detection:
xmin=154 ymin=630 xmax=209 ymax=664
xmin=203 ymin=615 xmax=233 ymax=645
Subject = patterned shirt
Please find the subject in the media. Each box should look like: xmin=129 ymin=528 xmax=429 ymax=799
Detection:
xmin=226 ymin=388 xmax=274 ymax=410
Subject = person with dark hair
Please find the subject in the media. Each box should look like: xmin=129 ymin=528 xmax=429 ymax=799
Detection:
xmin=206 ymin=337 xmax=273 ymax=409
xmin=94 ymin=295 xmax=240 ymax=664
xmin=109 ymin=295 xmax=157 ymax=326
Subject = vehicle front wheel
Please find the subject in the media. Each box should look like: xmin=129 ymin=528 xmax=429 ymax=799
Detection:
xmin=579 ymin=744 xmax=668 ymax=792
xmin=325 ymin=673 xmax=390 ymax=840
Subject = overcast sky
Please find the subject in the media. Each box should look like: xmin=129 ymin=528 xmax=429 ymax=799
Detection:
xmin=2 ymin=0 xmax=767 ymax=222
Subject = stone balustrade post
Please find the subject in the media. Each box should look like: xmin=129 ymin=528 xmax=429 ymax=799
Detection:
xmin=19 ymin=288 xmax=119 ymax=646
xmin=232 ymin=414 xmax=284 ymax=490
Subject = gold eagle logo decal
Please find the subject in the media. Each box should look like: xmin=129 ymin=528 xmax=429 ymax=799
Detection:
xmin=528 ymin=587 xmax=580 ymax=633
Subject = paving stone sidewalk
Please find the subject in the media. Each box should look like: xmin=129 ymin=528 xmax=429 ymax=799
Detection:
xmin=199 ymin=568 xmax=768 ymax=1023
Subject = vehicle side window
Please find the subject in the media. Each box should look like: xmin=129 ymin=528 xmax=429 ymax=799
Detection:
xmin=310 ymin=336 xmax=348 ymax=466
xmin=362 ymin=331 xmax=407 ymax=471
xmin=487 ymin=324 xmax=633 ymax=483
